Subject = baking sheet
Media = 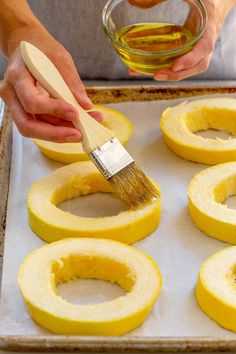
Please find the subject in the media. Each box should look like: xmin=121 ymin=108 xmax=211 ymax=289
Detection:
xmin=1 ymin=94 xmax=236 ymax=339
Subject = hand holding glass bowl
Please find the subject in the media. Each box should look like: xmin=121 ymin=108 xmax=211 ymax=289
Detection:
xmin=102 ymin=0 xmax=208 ymax=80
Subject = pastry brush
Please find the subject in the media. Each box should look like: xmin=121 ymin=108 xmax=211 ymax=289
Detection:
xmin=20 ymin=41 xmax=159 ymax=208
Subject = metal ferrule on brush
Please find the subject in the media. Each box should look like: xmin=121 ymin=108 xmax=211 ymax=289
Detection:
xmin=89 ymin=137 xmax=134 ymax=179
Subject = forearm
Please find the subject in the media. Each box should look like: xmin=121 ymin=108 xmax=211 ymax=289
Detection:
xmin=0 ymin=0 xmax=47 ymax=57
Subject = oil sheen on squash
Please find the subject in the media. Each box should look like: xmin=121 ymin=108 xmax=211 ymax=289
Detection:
xmin=115 ymin=22 xmax=193 ymax=74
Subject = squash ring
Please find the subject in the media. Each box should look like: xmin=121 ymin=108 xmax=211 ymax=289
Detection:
xmin=196 ymin=246 xmax=236 ymax=333
xmin=18 ymin=237 xmax=162 ymax=335
xmin=34 ymin=106 xmax=133 ymax=163
xmin=28 ymin=161 xmax=161 ymax=243
xmin=160 ymin=98 xmax=236 ymax=164
xmin=189 ymin=162 xmax=236 ymax=244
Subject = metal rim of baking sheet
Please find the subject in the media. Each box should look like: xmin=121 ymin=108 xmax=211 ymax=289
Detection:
xmin=1 ymin=84 xmax=236 ymax=352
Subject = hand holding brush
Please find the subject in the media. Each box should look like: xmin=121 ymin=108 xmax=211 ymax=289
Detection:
xmin=20 ymin=41 xmax=160 ymax=209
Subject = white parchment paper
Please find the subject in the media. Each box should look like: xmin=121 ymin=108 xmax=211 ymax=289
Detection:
xmin=1 ymin=94 xmax=236 ymax=338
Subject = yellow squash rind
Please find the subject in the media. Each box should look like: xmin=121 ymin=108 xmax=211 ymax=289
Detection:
xmin=196 ymin=246 xmax=236 ymax=333
xmin=28 ymin=161 xmax=161 ymax=243
xmin=34 ymin=105 xmax=133 ymax=163
xmin=18 ymin=238 xmax=162 ymax=335
xmin=188 ymin=162 xmax=236 ymax=244
xmin=160 ymin=98 xmax=236 ymax=164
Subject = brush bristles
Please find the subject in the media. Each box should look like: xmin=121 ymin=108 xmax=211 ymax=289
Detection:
xmin=109 ymin=162 xmax=160 ymax=209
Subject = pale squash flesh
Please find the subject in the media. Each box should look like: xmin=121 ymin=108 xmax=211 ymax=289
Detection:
xmin=18 ymin=238 xmax=162 ymax=335
xmin=28 ymin=161 xmax=161 ymax=244
xmin=188 ymin=162 xmax=236 ymax=244
xmin=196 ymin=246 xmax=236 ymax=333
xmin=160 ymin=98 xmax=236 ymax=164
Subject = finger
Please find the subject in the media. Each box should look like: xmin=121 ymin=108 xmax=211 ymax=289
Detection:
xmin=38 ymin=110 xmax=103 ymax=129
xmin=128 ymin=69 xmax=152 ymax=77
xmin=172 ymin=17 xmax=216 ymax=72
xmin=35 ymin=114 xmax=74 ymax=127
xmin=13 ymin=69 xmax=80 ymax=121
xmin=14 ymin=108 xmax=82 ymax=143
xmin=89 ymin=110 xmax=104 ymax=122
xmin=16 ymin=72 xmax=102 ymax=122
xmin=4 ymin=86 xmax=82 ymax=142
xmin=36 ymin=82 xmax=103 ymax=122
xmin=184 ymin=7 xmax=201 ymax=34
xmin=53 ymin=53 xmax=93 ymax=110
xmin=35 ymin=83 xmax=49 ymax=97
xmin=154 ymin=56 xmax=211 ymax=81
xmin=171 ymin=0 xmax=217 ymax=72
xmin=8 ymin=64 xmax=79 ymax=122
xmin=17 ymin=72 xmax=103 ymax=124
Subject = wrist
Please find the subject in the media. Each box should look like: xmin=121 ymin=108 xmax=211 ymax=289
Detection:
xmin=6 ymin=23 xmax=49 ymax=57
xmin=213 ymin=0 xmax=235 ymax=32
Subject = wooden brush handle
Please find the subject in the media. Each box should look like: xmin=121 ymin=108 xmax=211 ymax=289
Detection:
xmin=20 ymin=41 xmax=114 ymax=153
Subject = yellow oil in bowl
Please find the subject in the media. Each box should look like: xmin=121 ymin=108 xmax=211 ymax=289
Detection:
xmin=114 ymin=22 xmax=194 ymax=74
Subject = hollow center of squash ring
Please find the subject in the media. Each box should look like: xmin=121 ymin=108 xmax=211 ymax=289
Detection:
xmin=51 ymin=254 xmax=135 ymax=305
xmin=57 ymin=279 xmax=126 ymax=305
xmin=214 ymin=175 xmax=236 ymax=209
xmin=59 ymin=193 xmax=129 ymax=217
xmin=52 ymin=174 xmax=129 ymax=217
xmin=185 ymin=108 xmax=236 ymax=139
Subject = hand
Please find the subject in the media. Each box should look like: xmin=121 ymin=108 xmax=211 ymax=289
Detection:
xmin=129 ymin=0 xmax=236 ymax=81
xmin=0 ymin=26 xmax=103 ymax=142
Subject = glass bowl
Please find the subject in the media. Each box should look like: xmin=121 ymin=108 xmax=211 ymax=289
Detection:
xmin=102 ymin=0 xmax=207 ymax=75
